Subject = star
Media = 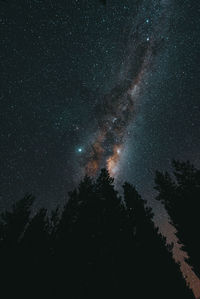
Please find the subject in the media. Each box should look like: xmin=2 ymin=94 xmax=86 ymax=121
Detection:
xmin=117 ymin=148 xmax=121 ymax=154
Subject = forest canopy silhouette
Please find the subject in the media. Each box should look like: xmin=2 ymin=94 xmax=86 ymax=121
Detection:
xmin=0 ymin=160 xmax=199 ymax=299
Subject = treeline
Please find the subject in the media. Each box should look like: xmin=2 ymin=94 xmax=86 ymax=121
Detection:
xmin=0 ymin=161 xmax=199 ymax=299
xmin=154 ymin=160 xmax=200 ymax=279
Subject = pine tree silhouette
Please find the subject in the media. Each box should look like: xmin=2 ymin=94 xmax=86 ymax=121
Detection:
xmin=0 ymin=169 xmax=195 ymax=298
xmin=19 ymin=208 xmax=50 ymax=297
xmin=0 ymin=195 xmax=34 ymax=298
xmin=123 ymin=182 xmax=194 ymax=298
xmin=155 ymin=160 xmax=200 ymax=278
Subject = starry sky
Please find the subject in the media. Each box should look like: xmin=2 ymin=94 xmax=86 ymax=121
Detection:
xmin=1 ymin=0 xmax=200 ymax=295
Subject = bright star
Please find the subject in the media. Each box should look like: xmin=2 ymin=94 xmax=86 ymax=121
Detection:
xmin=146 ymin=37 xmax=150 ymax=41
xmin=146 ymin=19 xmax=149 ymax=23
xmin=78 ymin=148 xmax=82 ymax=153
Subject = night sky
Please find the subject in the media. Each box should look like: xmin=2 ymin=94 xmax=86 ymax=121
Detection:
xmin=1 ymin=0 xmax=200 ymax=296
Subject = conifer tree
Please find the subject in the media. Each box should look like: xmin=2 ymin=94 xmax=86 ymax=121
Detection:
xmin=155 ymin=160 xmax=200 ymax=277
xmin=123 ymin=182 xmax=194 ymax=299
xmin=0 ymin=170 xmax=195 ymax=299
xmin=0 ymin=195 xmax=34 ymax=298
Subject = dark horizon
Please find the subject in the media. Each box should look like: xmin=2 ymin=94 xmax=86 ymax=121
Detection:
xmin=0 ymin=166 xmax=199 ymax=298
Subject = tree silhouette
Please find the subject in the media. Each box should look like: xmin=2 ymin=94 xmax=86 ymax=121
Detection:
xmin=123 ymin=182 xmax=194 ymax=299
xmin=155 ymin=160 xmax=200 ymax=278
xmin=0 ymin=194 xmax=34 ymax=247
xmin=19 ymin=208 xmax=50 ymax=297
xmin=0 ymin=195 xmax=34 ymax=298
xmin=0 ymin=169 xmax=195 ymax=298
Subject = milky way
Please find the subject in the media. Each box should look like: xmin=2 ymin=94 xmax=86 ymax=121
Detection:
xmin=82 ymin=0 xmax=171 ymax=178
xmin=1 ymin=0 xmax=200 ymax=296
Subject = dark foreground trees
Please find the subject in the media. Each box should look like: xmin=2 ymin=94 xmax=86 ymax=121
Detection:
xmin=0 ymin=169 xmax=195 ymax=299
xmin=155 ymin=160 xmax=200 ymax=279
